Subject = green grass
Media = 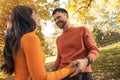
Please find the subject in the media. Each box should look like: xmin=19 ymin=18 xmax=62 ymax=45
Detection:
xmin=92 ymin=42 xmax=120 ymax=79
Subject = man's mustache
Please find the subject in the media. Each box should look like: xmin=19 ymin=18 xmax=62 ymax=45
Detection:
xmin=57 ymin=21 xmax=64 ymax=25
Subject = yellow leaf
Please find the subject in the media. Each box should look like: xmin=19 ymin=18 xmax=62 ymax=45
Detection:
xmin=116 ymin=12 xmax=120 ymax=24
xmin=79 ymin=8 xmax=88 ymax=16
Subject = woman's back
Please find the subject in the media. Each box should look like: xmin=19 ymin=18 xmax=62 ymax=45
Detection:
xmin=12 ymin=31 xmax=73 ymax=80
xmin=13 ymin=31 xmax=45 ymax=80
xmin=13 ymin=45 xmax=31 ymax=80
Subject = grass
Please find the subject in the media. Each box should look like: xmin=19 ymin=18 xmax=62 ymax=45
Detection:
xmin=92 ymin=42 xmax=120 ymax=80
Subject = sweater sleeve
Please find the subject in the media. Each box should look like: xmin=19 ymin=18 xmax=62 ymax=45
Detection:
xmin=21 ymin=33 xmax=73 ymax=80
xmin=82 ymin=27 xmax=99 ymax=61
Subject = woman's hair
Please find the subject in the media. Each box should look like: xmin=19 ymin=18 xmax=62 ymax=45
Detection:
xmin=1 ymin=5 xmax=36 ymax=75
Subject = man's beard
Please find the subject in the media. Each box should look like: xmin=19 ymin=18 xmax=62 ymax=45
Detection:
xmin=57 ymin=20 xmax=67 ymax=29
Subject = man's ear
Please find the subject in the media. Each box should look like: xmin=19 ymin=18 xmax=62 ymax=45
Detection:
xmin=65 ymin=13 xmax=69 ymax=18
xmin=67 ymin=14 xmax=69 ymax=18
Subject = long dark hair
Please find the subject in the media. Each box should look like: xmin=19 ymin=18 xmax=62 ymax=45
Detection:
xmin=1 ymin=5 xmax=36 ymax=75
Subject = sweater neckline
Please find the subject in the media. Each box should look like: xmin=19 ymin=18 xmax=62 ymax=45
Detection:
xmin=63 ymin=27 xmax=74 ymax=33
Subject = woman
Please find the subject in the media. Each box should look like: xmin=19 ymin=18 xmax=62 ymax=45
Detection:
xmin=1 ymin=5 xmax=74 ymax=80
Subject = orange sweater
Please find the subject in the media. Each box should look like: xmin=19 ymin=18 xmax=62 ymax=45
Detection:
xmin=54 ymin=26 xmax=99 ymax=72
xmin=12 ymin=31 xmax=73 ymax=80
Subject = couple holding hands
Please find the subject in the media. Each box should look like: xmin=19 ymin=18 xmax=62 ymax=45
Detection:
xmin=1 ymin=5 xmax=99 ymax=80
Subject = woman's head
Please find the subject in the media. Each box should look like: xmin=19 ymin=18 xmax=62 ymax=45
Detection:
xmin=9 ymin=5 xmax=41 ymax=53
xmin=7 ymin=5 xmax=40 ymax=34
xmin=11 ymin=5 xmax=36 ymax=34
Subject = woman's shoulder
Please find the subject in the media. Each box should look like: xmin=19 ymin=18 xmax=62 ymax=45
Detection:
xmin=21 ymin=31 xmax=38 ymax=42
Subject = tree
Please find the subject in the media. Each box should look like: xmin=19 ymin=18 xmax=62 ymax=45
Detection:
xmin=67 ymin=0 xmax=94 ymax=25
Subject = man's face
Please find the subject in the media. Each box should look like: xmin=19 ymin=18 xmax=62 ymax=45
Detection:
xmin=53 ymin=12 xmax=68 ymax=29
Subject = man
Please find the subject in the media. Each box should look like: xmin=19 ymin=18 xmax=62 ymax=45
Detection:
xmin=52 ymin=8 xmax=99 ymax=80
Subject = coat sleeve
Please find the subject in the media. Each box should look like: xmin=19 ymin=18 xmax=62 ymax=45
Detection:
xmin=21 ymin=33 xmax=73 ymax=80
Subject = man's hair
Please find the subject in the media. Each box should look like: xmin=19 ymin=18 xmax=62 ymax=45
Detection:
xmin=52 ymin=8 xmax=68 ymax=15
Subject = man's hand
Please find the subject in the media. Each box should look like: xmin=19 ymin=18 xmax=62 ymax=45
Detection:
xmin=70 ymin=58 xmax=88 ymax=77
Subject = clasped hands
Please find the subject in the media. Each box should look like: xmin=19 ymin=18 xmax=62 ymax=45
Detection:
xmin=52 ymin=58 xmax=88 ymax=77
xmin=69 ymin=58 xmax=88 ymax=77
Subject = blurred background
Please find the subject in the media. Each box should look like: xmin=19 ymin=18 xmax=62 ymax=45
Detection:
xmin=0 ymin=0 xmax=120 ymax=80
